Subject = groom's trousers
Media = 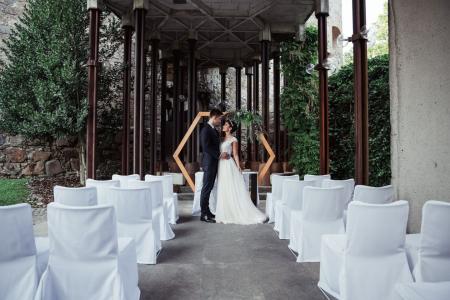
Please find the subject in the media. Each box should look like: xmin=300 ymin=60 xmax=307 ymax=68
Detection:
xmin=200 ymin=161 xmax=218 ymax=217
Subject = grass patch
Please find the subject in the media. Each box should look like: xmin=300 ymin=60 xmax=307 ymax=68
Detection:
xmin=0 ymin=178 xmax=29 ymax=206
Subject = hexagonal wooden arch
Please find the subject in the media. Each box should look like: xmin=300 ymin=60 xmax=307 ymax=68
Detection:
xmin=173 ymin=111 xmax=275 ymax=192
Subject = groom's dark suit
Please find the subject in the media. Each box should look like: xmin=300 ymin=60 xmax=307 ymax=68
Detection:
xmin=200 ymin=122 xmax=220 ymax=217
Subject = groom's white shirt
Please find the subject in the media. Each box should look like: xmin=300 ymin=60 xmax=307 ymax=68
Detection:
xmin=208 ymin=120 xmax=214 ymax=129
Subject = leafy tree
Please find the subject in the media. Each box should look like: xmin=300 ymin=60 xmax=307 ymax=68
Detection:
xmin=280 ymin=27 xmax=319 ymax=175
xmin=0 ymin=0 xmax=122 ymax=181
xmin=368 ymin=1 xmax=388 ymax=58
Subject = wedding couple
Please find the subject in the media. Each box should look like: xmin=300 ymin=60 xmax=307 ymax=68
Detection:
xmin=199 ymin=109 xmax=267 ymax=225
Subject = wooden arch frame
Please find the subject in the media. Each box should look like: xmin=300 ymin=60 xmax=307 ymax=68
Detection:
xmin=173 ymin=111 xmax=275 ymax=191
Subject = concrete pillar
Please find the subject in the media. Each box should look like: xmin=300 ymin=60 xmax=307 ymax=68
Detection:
xmin=316 ymin=0 xmax=330 ymax=175
xmin=86 ymin=1 xmax=101 ymax=179
xmin=352 ymin=0 xmax=369 ymax=185
xmin=149 ymin=35 xmax=159 ymax=175
xmin=121 ymin=15 xmax=132 ymax=175
xmin=133 ymin=1 xmax=147 ymax=179
xmin=390 ymin=0 xmax=450 ymax=232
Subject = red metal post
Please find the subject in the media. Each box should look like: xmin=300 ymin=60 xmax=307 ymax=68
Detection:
xmin=160 ymin=58 xmax=168 ymax=165
xmin=121 ymin=25 xmax=132 ymax=175
xmin=246 ymin=67 xmax=253 ymax=163
xmin=273 ymin=51 xmax=281 ymax=162
xmin=252 ymin=59 xmax=260 ymax=161
xmin=172 ymin=49 xmax=181 ymax=156
xmin=317 ymin=12 xmax=330 ymax=175
xmin=150 ymin=38 xmax=159 ymax=175
xmin=352 ymin=0 xmax=369 ymax=185
xmin=220 ymin=68 xmax=226 ymax=107
xmin=133 ymin=8 xmax=146 ymax=178
xmin=187 ymin=38 xmax=196 ymax=162
xmin=86 ymin=8 xmax=100 ymax=179
xmin=235 ymin=66 xmax=242 ymax=154
xmin=261 ymin=40 xmax=270 ymax=161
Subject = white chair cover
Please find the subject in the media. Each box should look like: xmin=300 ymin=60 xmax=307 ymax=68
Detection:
xmin=290 ymin=186 xmax=345 ymax=262
xmin=318 ymin=201 xmax=412 ymax=300
xmin=53 ymin=186 xmax=97 ymax=206
xmin=405 ymin=200 xmax=450 ymax=282
xmin=145 ymin=174 xmax=179 ymax=224
xmin=0 ymin=204 xmax=49 ymax=300
xmin=112 ymin=174 xmax=140 ymax=187
xmin=192 ymin=171 xmax=218 ymax=216
xmin=266 ymin=174 xmax=299 ymax=223
xmin=274 ymin=180 xmax=316 ymax=239
xmin=35 ymin=203 xmax=140 ymax=300
xmin=304 ymin=174 xmax=331 ymax=186
xmin=104 ymin=187 xmax=161 ymax=264
xmin=321 ymin=179 xmax=355 ymax=207
xmin=353 ymin=184 xmax=394 ymax=204
xmin=395 ymin=282 xmax=450 ymax=300
xmin=126 ymin=180 xmax=174 ymax=241
xmin=85 ymin=179 xmax=120 ymax=204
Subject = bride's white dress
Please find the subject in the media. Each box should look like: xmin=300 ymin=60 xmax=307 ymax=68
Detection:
xmin=215 ymin=136 xmax=266 ymax=225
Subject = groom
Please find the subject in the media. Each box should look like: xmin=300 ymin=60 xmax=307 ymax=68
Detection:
xmin=199 ymin=109 xmax=229 ymax=223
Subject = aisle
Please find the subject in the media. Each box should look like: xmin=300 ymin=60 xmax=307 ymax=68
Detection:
xmin=138 ymin=201 xmax=324 ymax=300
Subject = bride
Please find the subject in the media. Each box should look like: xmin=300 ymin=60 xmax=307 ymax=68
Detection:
xmin=215 ymin=119 xmax=267 ymax=225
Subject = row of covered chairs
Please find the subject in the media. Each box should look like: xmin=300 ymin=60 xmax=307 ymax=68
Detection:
xmin=266 ymin=173 xmax=450 ymax=299
xmin=0 ymin=202 xmax=141 ymax=300
xmin=54 ymin=174 xmax=179 ymax=264
xmin=319 ymin=200 xmax=450 ymax=300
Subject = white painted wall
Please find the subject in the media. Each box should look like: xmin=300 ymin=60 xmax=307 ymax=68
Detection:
xmin=389 ymin=0 xmax=450 ymax=232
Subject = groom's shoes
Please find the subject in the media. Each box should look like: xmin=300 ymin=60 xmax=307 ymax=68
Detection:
xmin=200 ymin=215 xmax=216 ymax=223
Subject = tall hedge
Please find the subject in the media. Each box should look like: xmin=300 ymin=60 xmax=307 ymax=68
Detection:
xmin=280 ymin=27 xmax=319 ymax=175
xmin=329 ymin=54 xmax=391 ymax=186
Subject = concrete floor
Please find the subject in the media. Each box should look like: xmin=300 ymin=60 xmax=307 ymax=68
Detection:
xmin=138 ymin=202 xmax=324 ymax=300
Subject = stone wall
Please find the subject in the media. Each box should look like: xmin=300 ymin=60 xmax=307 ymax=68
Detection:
xmin=389 ymin=0 xmax=450 ymax=232
xmin=0 ymin=0 xmax=26 ymax=61
xmin=0 ymin=134 xmax=80 ymax=177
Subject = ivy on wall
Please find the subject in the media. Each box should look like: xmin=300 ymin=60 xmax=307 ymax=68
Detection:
xmin=280 ymin=27 xmax=319 ymax=176
xmin=280 ymin=26 xmax=391 ymax=185
xmin=329 ymin=54 xmax=391 ymax=186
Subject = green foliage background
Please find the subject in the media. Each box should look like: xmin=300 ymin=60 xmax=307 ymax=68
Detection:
xmin=280 ymin=27 xmax=391 ymax=185
xmin=280 ymin=27 xmax=319 ymax=176
xmin=329 ymin=54 xmax=391 ymax=186
xmin=0 ymin=0 xmax=122 ymax=141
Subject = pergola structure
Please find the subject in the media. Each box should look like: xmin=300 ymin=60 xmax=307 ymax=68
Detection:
xmin=86 ymin=0 xmax=370 ymax=185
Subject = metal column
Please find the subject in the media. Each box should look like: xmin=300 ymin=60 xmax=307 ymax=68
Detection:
xmin=121 ymin=24 xmax=132 ymax=175
xmin=86 ymin=7 xmax=100 ymax=179
xmin=352 ymin=0 xmax=369 ymax=185
xmin=133 ymin=7 xmax=146 ymax=178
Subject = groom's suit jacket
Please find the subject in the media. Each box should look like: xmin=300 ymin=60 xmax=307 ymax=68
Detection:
xmin=200 ymin=124 xmax=220 ymax=168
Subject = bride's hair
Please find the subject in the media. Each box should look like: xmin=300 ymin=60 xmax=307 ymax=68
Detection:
xmin=224 ymin=119 xmax=237 ymax=134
